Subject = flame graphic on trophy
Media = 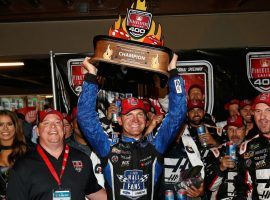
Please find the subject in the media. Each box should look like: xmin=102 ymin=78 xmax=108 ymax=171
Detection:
xmin=151 ymin=54 xmax=160 ymax=69
xmin=103 ymin=45 xmax=113 ymax=60
xmin=91 ymin=0 xmax=173 ymax=77
xmin=108 ymin=0 xmax=163 ymax=45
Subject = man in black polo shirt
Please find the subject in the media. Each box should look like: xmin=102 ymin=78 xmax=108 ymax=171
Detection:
xmin=7 ymin=108 xmax=106 ymax=200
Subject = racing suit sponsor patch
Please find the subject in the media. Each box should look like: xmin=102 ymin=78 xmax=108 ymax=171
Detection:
xmin=94 ymin=164 xmax=103 ymax=174
xmin=185 ymin=146 xmax=195 ymax=153
xmin=117 ymin=170 xmax=149 ymax=200
xmin=111 ymin=155 xmax=119 ymax=163
xmin=174 ymin=79 xmax=182 ymax=94
xmin=121 ymin=160 xmax=130 ymax=167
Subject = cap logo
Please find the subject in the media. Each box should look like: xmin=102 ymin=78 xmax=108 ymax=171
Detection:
xmin=72 ymin=160 xmax=83 ymax=172
xmin=45 ymin=108 xmax=53 ymax=113
xmin=259 ymin=93 xmax=270 ymax=100
xmin=230 ymin=117 xmax=236 ymax=123
xmin=129 ymin=98 xmax=139 ymax=106
xmin=243 ymin=100 xmax=249 ymax=104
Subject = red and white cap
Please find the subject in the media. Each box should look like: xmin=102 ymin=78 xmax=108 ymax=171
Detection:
xmin=224 ymin=99 xmax=239 ymax=110
xmin=16 ymin=106 xmax=36 ymax=116
xmin=239 ymin=99 xmax=253 ymax=109
xmin=252 ymin=93 xmax=270 ymax=109
xmin=121 ymin=98 xmax=146 ymax=115
xmin=226 ymin=115 xmax=244 ymax=128
xmin=187 ymin=99 xmax=204 ymax=111
xmin=38 ymin=108 xmax=63 ymax=123
xmin=71 ymin=107 xmax=78 ymax=120
xmin=62 ymin=113 xmax=72 ymax=123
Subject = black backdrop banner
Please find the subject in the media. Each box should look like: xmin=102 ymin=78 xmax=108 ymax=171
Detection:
xmin=51 ymin=47 xmax=270 ymax=121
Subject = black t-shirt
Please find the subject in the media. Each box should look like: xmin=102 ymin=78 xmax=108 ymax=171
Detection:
xmin=7 ymin=145 xmax=101 ymax=200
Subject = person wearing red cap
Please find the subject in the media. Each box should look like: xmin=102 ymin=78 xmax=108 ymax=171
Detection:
xmin=239 ymin=99 xmax=258 ymax=140
xmin=187 ymin=99 xmax=221 ymax=147
xmin=187 ymin=84 xmax=224 ymax=140
xmin=162 ymin=99 xmax=221 ymax=199
xmin=188 ymin=84 xmax=205 ymax=101
xmin=234 ymin=92 xmax=270 ymax=200
xmin=207 ymin=115 xmax=250 ymax=199
xmin=16 ymin=106 xmax=38 ymax=146
xmin=62 ymin=113 xmax=73 ymax=139
xmin=7 ymin=108 xmax=106 ymax=200
xmin=66 ymin=107 xmax=105 ymax=188
xmin=77 ymin=54 xmax=187 ymax=200
xmin=224 ymin=99 xmax=240 ymax=118
xmin=66 ymin=107 xmax=92 ymax=154
xmin=216 ymin=99 xmax=240 ymax=135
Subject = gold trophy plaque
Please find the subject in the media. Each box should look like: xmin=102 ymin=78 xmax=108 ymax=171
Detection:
xmin=91 ymin=0 xmax=173 ymax=77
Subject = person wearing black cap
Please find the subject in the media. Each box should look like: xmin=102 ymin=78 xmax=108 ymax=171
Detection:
xmin=234 ymin=92 xmax=270 ymax=200
xmin=77 ymin=54 xmax=187 ymax=200
xmin=7 ymin=108 xmax=106 ymax=200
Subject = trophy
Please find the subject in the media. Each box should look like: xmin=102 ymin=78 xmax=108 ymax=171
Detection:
xmin=91 ymin=0 xmax=173 ymax=80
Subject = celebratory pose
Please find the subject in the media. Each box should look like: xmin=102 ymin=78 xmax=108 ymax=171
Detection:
xmin=234 ymin=93 xmax=270 ymax=200
xmin=77 ymin=54 xmax=187 ymax=200
xmin=7 ymin=109 xmax=106 ymax=200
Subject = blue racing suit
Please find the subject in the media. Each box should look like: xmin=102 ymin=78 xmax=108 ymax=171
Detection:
xmin=78 ymin=71 xmax=187 ymax=200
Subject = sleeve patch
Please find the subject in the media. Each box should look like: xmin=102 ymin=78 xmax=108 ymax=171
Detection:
xmin=174 ymin=79 xmax=182 ymax=94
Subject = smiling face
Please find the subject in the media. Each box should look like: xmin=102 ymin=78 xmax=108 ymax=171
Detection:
xmin=118 ymin=109 xmax=147 ymax=140
xmin=228 ymin=104 xmax=240 ymax=117
xmin=37 ymin=114 xmax=64 ymax=148
xmin=187 ymin=107 xmax=205 ymax=126
xmin=0 ymin=115 xmax=15 ymax=145
xmin=240 ymin=105 xmax=253 ymax=123
xmin=63 ymin=119 xmax=72 ymax=138
xmin=188 ymin=87 xmax=204 ymax=101
xmin=253 ymin=103 xmax=270 ymax=135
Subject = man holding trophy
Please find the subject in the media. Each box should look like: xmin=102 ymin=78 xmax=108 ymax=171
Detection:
xmin=78 ymin=53 xmax=186 ymax=200
xmin=77 ymin=1 xmax=187 ymax=199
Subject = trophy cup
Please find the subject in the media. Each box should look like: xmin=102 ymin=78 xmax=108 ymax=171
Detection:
xmin=91 ymin=0 xmax=173 ymax=81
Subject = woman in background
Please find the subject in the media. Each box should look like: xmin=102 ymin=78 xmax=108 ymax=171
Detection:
xmin=0 ymin=110 xmax=27 ymax=200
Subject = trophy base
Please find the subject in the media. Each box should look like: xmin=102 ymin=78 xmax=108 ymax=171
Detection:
xmin=96 ymin=61 xmax=168 ymax=91
xmin=92 ymin=35 xmax=173 ymax=77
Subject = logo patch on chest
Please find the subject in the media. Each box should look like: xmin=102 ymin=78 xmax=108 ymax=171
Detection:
xmin=72 ymin=160 xmax=83 ymax=172
xmin=117 ymin=170 xmax=149 ymax=199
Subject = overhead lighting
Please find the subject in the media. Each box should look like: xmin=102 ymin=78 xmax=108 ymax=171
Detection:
xmin=0 ymin=62 xmax=24 ymax=67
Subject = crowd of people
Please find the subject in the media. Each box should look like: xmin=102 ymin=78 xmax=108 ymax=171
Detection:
xmin=0 ymin=54 xmax=269 ymax=200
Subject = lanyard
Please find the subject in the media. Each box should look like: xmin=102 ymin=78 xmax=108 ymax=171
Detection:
xmin=37 ymin=144 xmax=69 ymax=186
